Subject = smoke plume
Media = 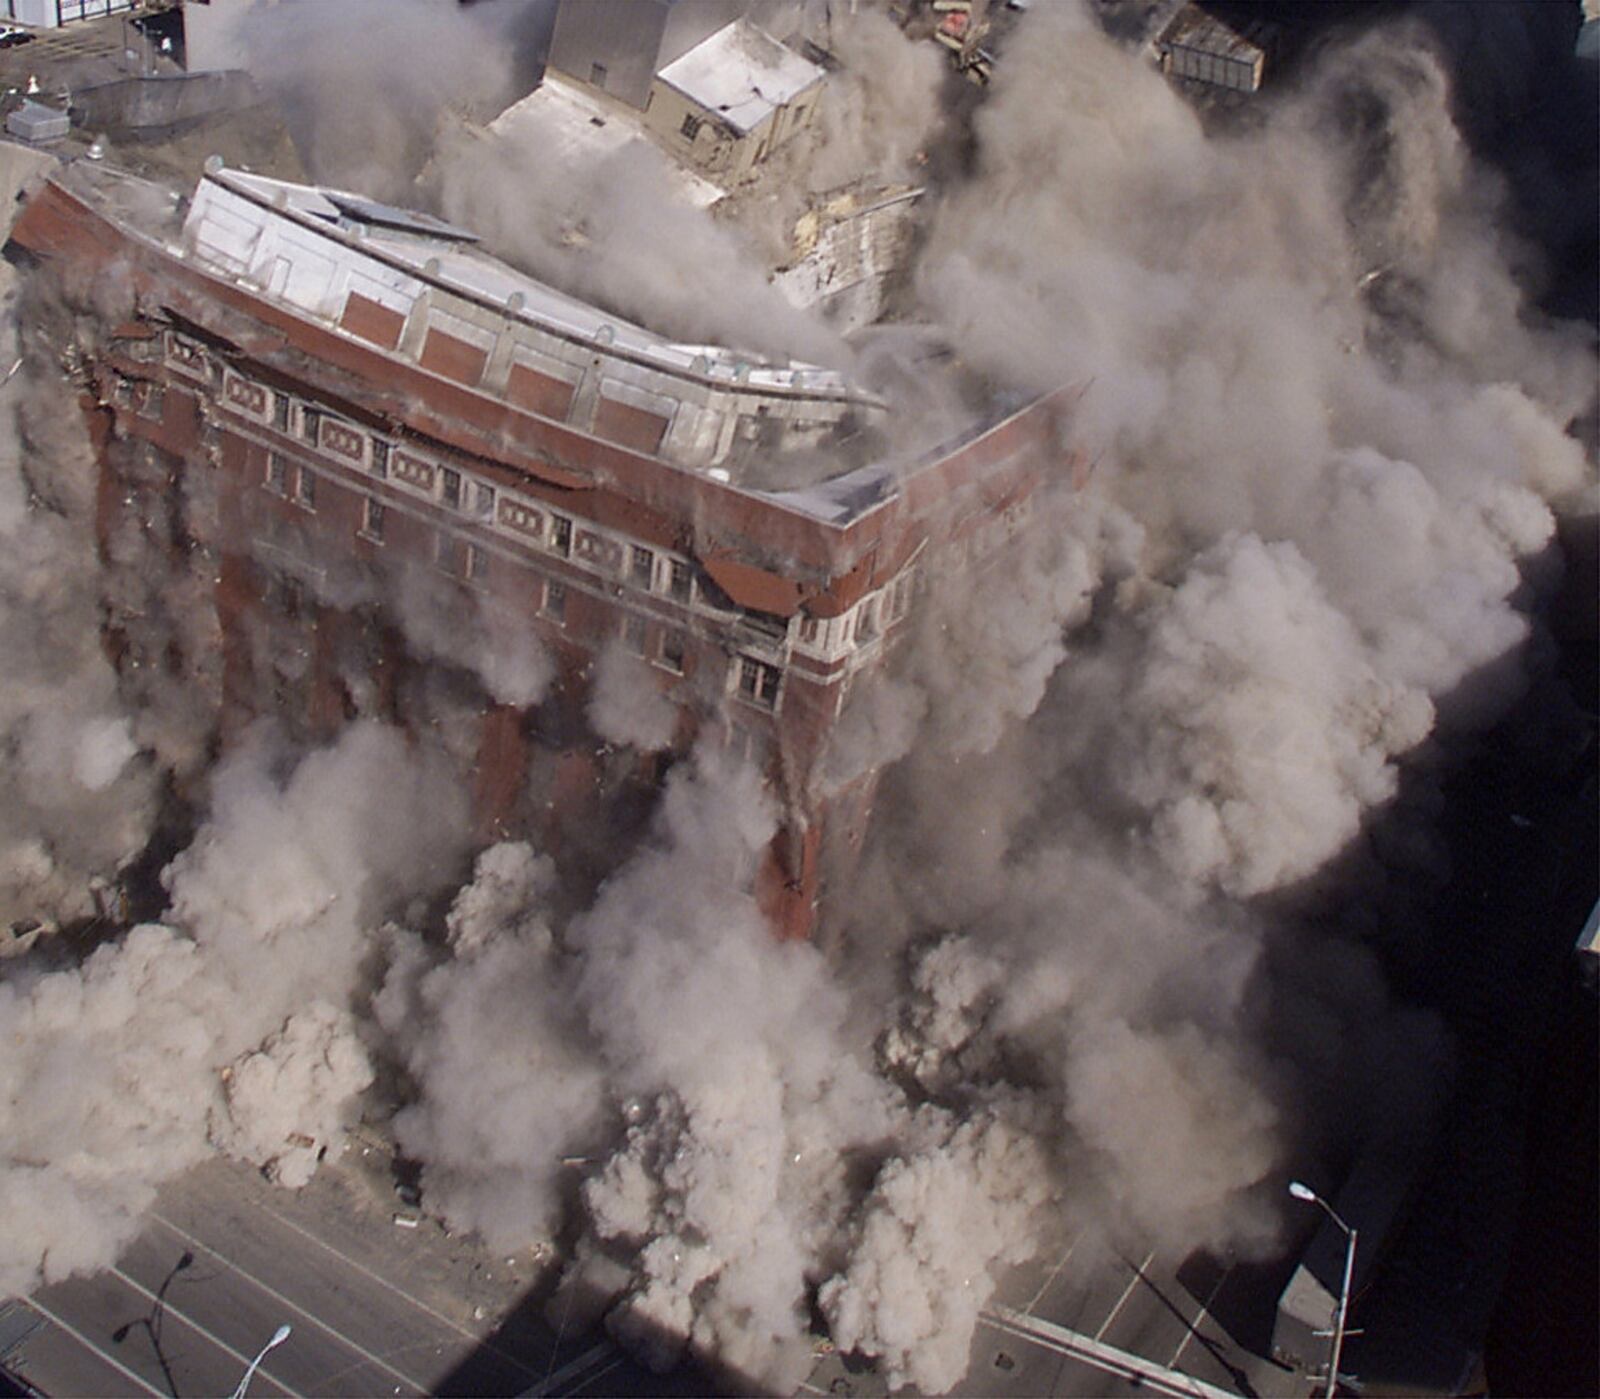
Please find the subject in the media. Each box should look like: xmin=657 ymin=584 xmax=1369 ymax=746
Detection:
xmin=0 ymin=2 xmax=1593 ymax=1395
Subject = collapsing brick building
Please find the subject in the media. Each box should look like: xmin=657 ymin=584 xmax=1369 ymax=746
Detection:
xmin=8 ymin=157 xmax=1077 ymax=938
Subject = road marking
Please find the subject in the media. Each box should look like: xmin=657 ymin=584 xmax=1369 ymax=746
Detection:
xmin=1169 ymin=1259 xmax=1232 ymax=1370
xmin=110 ymin=1264 xmax=297 ymax=1398
xmin=19 ymin=1295 xmax=168 ymax=1399
xmin=983 ymin=1305 xmax=1241 ymax=1399
xmin=1025 ymin=1228 xmax=1084 ymax=1313
xmin=519 ymin=1339 xmax=617 ymax=1396
xmin=1094 ymin=1248 xmax=1156 ymax=1341
xmin=145 ymin=1215 xmax=428 ymax=1394
xmin=156 ymin=1203 xmax=546 ymax=1385
xmin=568 ymin=1354 xmax=626 ymax=1394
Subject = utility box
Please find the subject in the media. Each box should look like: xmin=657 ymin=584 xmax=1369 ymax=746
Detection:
xmin=6 ymin=100 xmax=69 ymax=143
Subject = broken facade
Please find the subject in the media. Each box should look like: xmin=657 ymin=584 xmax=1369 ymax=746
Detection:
xmin=9 ymin=156 xmax=1076 ymax=939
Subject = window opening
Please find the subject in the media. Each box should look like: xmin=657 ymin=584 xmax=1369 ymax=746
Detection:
xmin=440 ymin=467 xmax=461 ymax=510
xmin=551 ymin=515 xmax=572 ymax=557
xmin=737 ymin=656 xmax=780 ymax=708
xmin=436 ymin=532 xmax=462 ymax=574
xmin=631 ymin=546 xmax=654 ymax=591
xmin=363 ymin=496 xmax=385 ymax=540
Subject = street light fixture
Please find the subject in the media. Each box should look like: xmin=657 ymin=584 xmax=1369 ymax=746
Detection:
xmin=230 ymin=1323 xmax=291 ymax=1399
xmin=1287 ymin=1181 xmax=1357 ymax=1399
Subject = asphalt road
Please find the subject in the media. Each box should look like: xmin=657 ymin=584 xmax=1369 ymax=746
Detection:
xmin=2 ymin=1144 xmax=610 ymax=1398
xmin=802 ymin=1225 xmax=1302 ymax=1399
xmin=5 ymin=1143 xmax=1308 ymax=1399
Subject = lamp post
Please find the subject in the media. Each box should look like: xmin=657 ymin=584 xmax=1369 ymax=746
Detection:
xmin=230 ymin=1323 xmax=291 ymax=1399
xmin=1288 ymin=1181 xmax=1356 ymax=1399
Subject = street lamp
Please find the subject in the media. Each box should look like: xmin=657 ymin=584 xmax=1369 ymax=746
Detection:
xmin=1288 ymin=1181 xmax=1357 ymax=1399
xmin=230 ymin=1323 xmax=291 ymax=1399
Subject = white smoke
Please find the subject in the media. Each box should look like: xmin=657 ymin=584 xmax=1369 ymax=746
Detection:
xmin=0 ymin=261 xmax=158 ymax=930
xmin=0 ymin=2 xmax=1593 ymax=1395
xmin=0 ymin=724 xmax=467 ymax=1294
xmin=587 ymin=640 xmax=678 ymax=752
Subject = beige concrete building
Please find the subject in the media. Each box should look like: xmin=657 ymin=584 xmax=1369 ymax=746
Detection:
xmin=643 ymin=18 xmax=823 ymax=179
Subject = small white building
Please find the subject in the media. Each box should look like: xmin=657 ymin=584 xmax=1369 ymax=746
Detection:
xmin=644 ymin=18 xmax=824 ymax=179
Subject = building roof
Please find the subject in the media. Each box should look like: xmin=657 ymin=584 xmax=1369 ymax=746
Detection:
xmin=655 ymin=19 xmax=823 ymax=137
xmin=322 ymin=192 xmax=479 ymax=244
xmin=1156 ymin=2 xmax=1274 ymax=61
xmin=203 ymin=166 xmax=848 ymax=395
xmin=488 ymin=72 xmax=724 ymax=211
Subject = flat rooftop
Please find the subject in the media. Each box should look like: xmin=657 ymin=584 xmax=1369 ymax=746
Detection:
xmin=655 ymin=19 xmax=823 ymax=136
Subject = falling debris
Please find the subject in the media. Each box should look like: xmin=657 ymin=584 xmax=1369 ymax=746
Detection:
xmin=0 ymin=0 xmax=1592 ymax=1394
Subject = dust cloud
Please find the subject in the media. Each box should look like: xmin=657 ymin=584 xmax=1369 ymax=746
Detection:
xmin=0 ymin=0 xmax=1593 ymax=1394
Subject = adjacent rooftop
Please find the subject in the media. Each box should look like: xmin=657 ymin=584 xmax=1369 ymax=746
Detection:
xmin=655 ymin=18 xmax=823 ymax=136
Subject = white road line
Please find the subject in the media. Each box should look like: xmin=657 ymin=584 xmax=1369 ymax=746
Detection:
xmin=519 ymin=1339 xmax=617 ymax=1396
xmin=1025 ymin=1229 xmax=1085 ymax=1313
xmin=567 ymin=1354 xmax=626 ymax=1395
xmin=983 ymin=1306 xmax=1240 ymax=1399
xmin=1168 ymin=1260 xmax=1232 ymax=1370
xmin=162 ymin=1203 xmax=478 ymax=1342
xmin=156 ymin=1203 xmax=546 ymax=1385
xmin=145 ymin=1214 xmax=428 ymax=1394
xmin=109 ymin=1264 xmax=297 ymax=1398
xmin=19 ymin=1295 xmax=168 ymax=1399
xmin=1094 ymin=1248 xmax=1156 ymax=1342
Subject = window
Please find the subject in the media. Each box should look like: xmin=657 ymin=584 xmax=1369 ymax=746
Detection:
xmin=630 ymin=546 xmax=654 ymax=591
xmin=467 ymin=545 xmax=488 ymax=581
xmin=799 ymin=615 xmax=820 ymax=645
xmin=137 ymin=385 xmax=165 ymax=422
xmin=295 ymin=466 xmax=316 ymax=510
xmin=737 ymin=656 xmax=780 ymax=708
xmin=265 ymin=452 xmax=287 ymax=494
xmin=440 ymin=467 xmax=461 ymax=510
xmin=436 ymin=532 xmax=462 ymax=574
xmin=362 ymin=496 xmax=385 ymax=541
xmin=668 ymin=559 xmax=692 ymax=603
xmin=680 ymin=112 xmax=702 ymax=141
xmin=542 ymin=579 xmax=566 ymax=624
xmin=113 ymin=377 xmax=134 ymax=408
xmin=856 ymin=600 xmax=878 ymax=641
xmin=272 ymin=392 xmax=290 ymax=431
xmin=473 ymin=482 xmax=495 ymax=518
xmin=300 ymin=406 xmax=320 ymax=442
xmin=659 ymin=630 xmax=685 ymax=674
xmin=590 ymin=62 xmax=607 ymax=89
xmin=370 ymin=439 xmax=390 ymax=479
xmin=550 ymin=515 xmax=572 ymax=557
xmin=623 ymin=614 xmax=649 ymax=656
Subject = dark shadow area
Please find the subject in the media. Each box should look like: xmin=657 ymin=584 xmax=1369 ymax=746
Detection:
xmin=432 ymin=1275 xmax=726 ymax=1398
xmin=1482 ymin=953 xmax=1599 ymax=1399
xmin=1177 ymin=1249 xmax=1299 ymax=1375
xmin=111 ymin=1248 xmax=194 ymax=1398
xmin=1130 ymin=1255 xmax=1260 ymax=1397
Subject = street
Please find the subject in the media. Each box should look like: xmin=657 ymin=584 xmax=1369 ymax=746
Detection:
xmin=5 ymin=1145 xmax=1311 ymax=1399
